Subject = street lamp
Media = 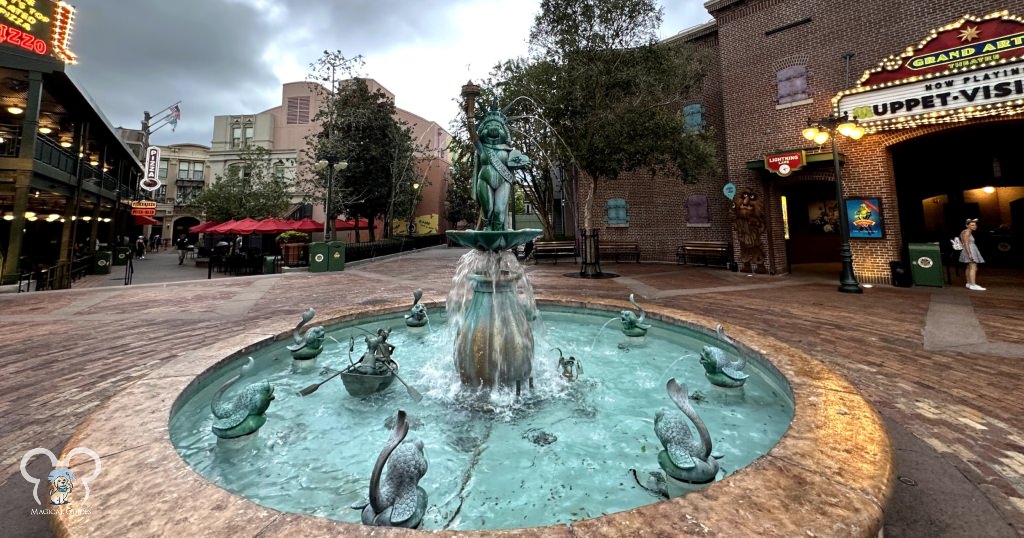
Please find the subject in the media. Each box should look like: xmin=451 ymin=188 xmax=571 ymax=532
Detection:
xmin=802 ymin=112 xmax=865 ymax=294
xmin=315 ymin=158 xmax=348 ymax=240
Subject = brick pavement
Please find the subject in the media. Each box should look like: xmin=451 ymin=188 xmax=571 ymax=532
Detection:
xmin=0 ymin=246 xmax=1021 ymax=537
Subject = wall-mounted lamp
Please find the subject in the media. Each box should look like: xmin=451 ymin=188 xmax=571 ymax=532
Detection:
xmin=89 ymin=159 xmax=99 ymax=166
xmin=46 ymin=213 xmax=60 ymax=222
xmin=982 ymin=186 xmax=996 ymax=194
xmin=2 ymin=213 xmax=13 ymax=221
xmin=6 ymin=106 xmax=23 ymax=114
xmin=38 ymin=127 xmax=52 ymax=134
xmin=81 ymin=215 xmax=92 ymax=221
xmin=60 ymin=140 xmax=72 ymax=148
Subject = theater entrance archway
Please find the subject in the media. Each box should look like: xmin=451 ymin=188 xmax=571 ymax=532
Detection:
xmin=891 ymin=120 xmax=1024 ymax=268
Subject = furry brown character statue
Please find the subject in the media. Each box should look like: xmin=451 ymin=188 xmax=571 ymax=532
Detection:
xmin=733 ymin=191 xmax=767 ymax=274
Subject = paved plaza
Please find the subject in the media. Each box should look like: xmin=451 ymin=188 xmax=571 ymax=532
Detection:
xmin=0 ymin=246 xmax=1021 ymax=537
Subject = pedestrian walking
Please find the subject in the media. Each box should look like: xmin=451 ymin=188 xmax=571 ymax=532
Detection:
xmin=960 ymin=218 xmax=985 ymax=290
xmin=176 ymin=235 xmax=190 ymax=265
xmin=134 ymin=236 xmax=147 ymax=260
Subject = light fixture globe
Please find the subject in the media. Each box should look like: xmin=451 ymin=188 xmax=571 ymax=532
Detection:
xmin=801 ymin=127 xmax=819 ymax=140
xmin=813 ymin=131 xmax=830 ymax=145
xmin=837 ymin=122 xmax=856 ymax=137
xmin=849 ymin=126 xmax=866 ymax=140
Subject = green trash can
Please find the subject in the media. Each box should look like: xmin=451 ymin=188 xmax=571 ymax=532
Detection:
xmin=113 ymin=246 xmax=130 ymax=266
xmin=263 ymin=256 xmax=278 ymax=275
xmin=308 ymin=242 xmax=329 ymax=273
xmin=327 ymin=241 xmax=346 ymax=271
xmin=908 ymin=242 xmax=943 ymax=287
xmin=93 ymin=251 xmax=112 ymax=275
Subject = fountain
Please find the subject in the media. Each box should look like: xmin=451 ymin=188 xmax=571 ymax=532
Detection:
xmin=51 ymin=83 xmax=892 ymax=537
xmin=445 ymin=82 xmax=543 ymax=393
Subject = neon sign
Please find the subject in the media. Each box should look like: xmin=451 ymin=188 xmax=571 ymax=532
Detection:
xmin=0 ymin=0 xmax=76 ymax=64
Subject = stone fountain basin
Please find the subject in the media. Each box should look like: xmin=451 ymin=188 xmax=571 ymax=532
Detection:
xmin=52 ymin=296 xmax=893 ymax=537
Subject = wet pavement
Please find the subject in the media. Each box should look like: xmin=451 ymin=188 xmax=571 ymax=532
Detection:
xmin=0 ymin=246 xmax=1021 ymax=537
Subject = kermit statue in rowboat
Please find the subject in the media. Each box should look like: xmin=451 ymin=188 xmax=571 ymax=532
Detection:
xmin=341 ymin=328 xmax=400 ymax=396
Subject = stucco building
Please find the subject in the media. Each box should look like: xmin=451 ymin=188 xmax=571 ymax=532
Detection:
xmin=208 ymin=79 xmax=451 ymax=240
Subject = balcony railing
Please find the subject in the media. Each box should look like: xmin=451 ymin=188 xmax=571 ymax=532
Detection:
xmin=0 ymin=123 xmax=22 ymax=157
xmin=34 ymin=136 xmax=127 ymax=193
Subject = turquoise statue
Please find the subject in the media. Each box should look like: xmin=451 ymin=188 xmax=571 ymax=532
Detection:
xmin=654 ymin=378 xmax=720 ymax=484
xmin=354 ymin=410 xmax=428 ymax=528
xmin=210 ymin=357 xmax=275 ymax=439
xmin=470 ymin=97 xmax=531 ymax=231
xmin=342 ymin=329 xmax=399 ymax=396
xmin=620 ymin=294 xmax=652 ymax=337
xmin=699 ymin=346 xmax=749 ymax=388
xmin=404 ymin=289 xmax=428 ymax=328
xmin=287 ymin=308 xmax=326 ymax=360
xmin=555 ymin=348 xmax=582 ymax=381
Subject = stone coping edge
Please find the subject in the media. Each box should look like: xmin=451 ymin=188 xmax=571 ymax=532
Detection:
xmin=53 ymin=295 xmax=894 ymax=537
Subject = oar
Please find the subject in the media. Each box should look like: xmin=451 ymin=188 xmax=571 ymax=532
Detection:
xmin=298 ymin=364 xmax=355 ymax=396
xmin=381 ymin=360 xmax=423 ymax=402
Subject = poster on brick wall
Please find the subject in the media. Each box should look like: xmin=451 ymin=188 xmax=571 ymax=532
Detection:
xmin=845 ymin=197 xmax=885 ymax=239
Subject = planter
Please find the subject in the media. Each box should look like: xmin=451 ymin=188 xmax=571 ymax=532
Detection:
xmin=280 ymin=243 xmax=305 ymax=266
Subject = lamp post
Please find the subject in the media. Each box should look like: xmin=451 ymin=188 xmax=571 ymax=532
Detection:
xmin=315 ymin=158 xmax=348 ymax=240
xmin=801 ymin=112 xmax=865 ymax=294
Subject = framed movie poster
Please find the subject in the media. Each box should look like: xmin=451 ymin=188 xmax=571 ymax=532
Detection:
xmin=807 ymin=200 xmax=838 ymax=234
xmin=845 ymin=197 xmax=884 ymax=239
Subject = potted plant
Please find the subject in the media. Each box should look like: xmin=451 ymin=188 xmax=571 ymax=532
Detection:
xmin=276 ymin=231 xmax=309 ymax=266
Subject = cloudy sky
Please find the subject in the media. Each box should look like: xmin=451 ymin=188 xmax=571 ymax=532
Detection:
xmin=66 ymin=0 xmax=710 ymax=146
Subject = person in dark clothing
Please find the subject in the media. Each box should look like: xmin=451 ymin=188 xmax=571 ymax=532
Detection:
xmin=176 ymin=235 xmax=190 ymax=265
xmin=134 ymin=236 xmax=146 ymax=259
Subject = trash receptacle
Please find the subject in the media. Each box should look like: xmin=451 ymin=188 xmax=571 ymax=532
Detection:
xmin=94 ymin=251 xmax=112 ymax=274
xmin=908 ymin=243 xmax=943 ymax=287
xmin=308 ymin=242 xmax=329 ymax=272
xmin=113 ymin=246 xmax=130 ymax=266
xmin=263 ymin=256 xmax=278 ymax=275
xmin=327 ymin=241 xmax=345 ymax=271
xmin=890 ymin=260 xmax=912 ymax=288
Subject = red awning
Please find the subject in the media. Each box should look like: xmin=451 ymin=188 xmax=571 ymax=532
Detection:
xmin=253 ymin=218 xmax=287 ymax=234
xmin=225 ymin=217 xmax=261 ymax=235
xmin=205 ymin=220 xmax=238 ymax=234
xmin=285 ymin=217 xmax=324 ymax=233
xmin=134 ymin=215 xmax=160 ymax=225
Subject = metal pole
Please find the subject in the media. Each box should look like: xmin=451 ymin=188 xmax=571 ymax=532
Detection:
xmin=831 ymin=133 xmax=862 ymax=293
xmin=323 ymin=161 xmax=333 ymax=240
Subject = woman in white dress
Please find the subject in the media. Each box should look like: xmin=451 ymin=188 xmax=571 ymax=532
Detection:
xmin=959 ymin=218 xmax=985 ymax=291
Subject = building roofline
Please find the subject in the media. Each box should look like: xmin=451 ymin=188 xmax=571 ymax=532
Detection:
xmin=661 ymin=19 xmax=717 ymax=45
xmin=704 ymin=0 xmax=743 ymax=13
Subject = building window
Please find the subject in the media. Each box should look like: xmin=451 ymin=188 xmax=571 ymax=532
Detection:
xmin=682 ymin=104 xmax=705 ymax=134
xmin=155 ymin=185 xmax=167 ymax=203
xmin=177 ymin=161 xmax=191 ymax=180
xmin=687 ymin=195 xmax=710 ymax=226
xmin=776 ymin=64 xmax=809 ymax=105
xmin=159 ymin=159 xmax=168 ymax=179
xmin=286 ymin=96 xmax=310 ymax=124
xmin=193 ymin=165 xmax=204 ymax=182
xmin=244 ymin=124 xmax=254 ymax=146
xmin=228 ymin=163 xmax=240 ymax=178
xmin=231 ymin=126 xmax=242 ymax=148
xmin=273 ymin=162 xmax=285 ymax=180
xmin=605 ymin=198 xmax=629 ymax=226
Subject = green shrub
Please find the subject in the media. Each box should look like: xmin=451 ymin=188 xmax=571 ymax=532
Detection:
xmin=276 ymin=231 xmax=309 ymax=244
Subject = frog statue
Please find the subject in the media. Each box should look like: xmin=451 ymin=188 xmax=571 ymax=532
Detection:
xmin=620 ymin=294 xmax=652 ymax=337
xmin=287 ymin=308 xmax=326 ymax=360
xmin=404 ymin=289 xmax=428 ymax=328
xmin=654 ymin=378 xmax=720 ymax=484
xmin=699 ymin=345 xmax=749 ymax=388
xmin=210 ymin=357 xmax=275 ymax=439
xmin=555 ymin=348 xmax=583 ymax=382
xmin=353 ymin=410 xmax=428 ymax=528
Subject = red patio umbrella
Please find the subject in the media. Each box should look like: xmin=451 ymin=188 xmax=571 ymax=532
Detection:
xmin=289 ymin=217 xmax=324 ymax=234
xmin=226 ymin=218 xmax=262 ymax=235
xmin=188 ymin=221 xmax=220 ymax=233
xmin=253 ymin=218 xmax=287 ymax=234
xmin=205 ymin=220 xmax=238 ymax=234
xmin=334 ymin=217 xmax=374 ymax=230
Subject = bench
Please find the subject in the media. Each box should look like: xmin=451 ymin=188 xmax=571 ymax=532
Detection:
xmin=532 ymin=241 xmax=577 ymax=264
xmin=599 ymin=241 xmax=640 ymax=263
xmin=676 ymin=240 xmax=732 ymax=267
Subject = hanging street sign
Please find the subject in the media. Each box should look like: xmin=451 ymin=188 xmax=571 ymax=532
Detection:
xmin=141 ymin=146 xmax=161 ymax=191
xmin=764 ymin=150 xmax=806 ymax=176
xmin=130 ymin=208 xmax=156 ymax=216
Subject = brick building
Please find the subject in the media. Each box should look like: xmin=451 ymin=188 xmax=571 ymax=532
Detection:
xmin=581 ymin=1 xmax=1023 ymax=285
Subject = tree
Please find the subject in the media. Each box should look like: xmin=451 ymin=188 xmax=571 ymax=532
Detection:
xmin=188 ymin=146 xmax=292 ymax=222
xmin=300 ymin=51 xmax=418 ymax=241
xmin=444 ymin=122 xmax=479 ymax=229
xmin=527 ymin=0 xmax=718 ymax=273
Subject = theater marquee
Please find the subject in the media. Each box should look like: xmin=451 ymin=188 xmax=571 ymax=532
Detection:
xmin=835 ymin=11 xmax=1024 ymax=132
xmin=0 ymin=0 xmax=77 ymax=64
